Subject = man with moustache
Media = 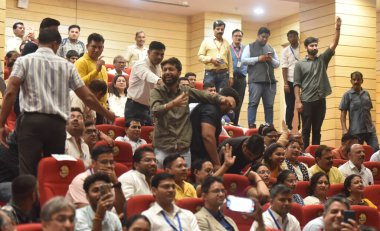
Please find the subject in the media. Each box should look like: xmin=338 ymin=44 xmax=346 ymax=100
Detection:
xmin=125 ymin=31 xmax=148 ymax=68
xmin=294 ymin=17 xmax=341 ymax=150
xmin=198 ymin=20 xmax=233 ymax=92
xmin=150 ymin=57 xmax=235 ymax=167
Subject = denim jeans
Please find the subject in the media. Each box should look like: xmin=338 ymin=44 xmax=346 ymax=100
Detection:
xmin=203 ymin=70 xmax=229 ymax=92
xmin=248 ymin=82 xmax=276 ymax=126
xmin=154 ymin=148 xmax=191 ymax=169
xmin=355 ymin=125 xmax=379 ymax=152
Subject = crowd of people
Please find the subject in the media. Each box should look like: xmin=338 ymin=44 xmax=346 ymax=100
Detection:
xmin=0 ymin=14 xmax=378 ymax=231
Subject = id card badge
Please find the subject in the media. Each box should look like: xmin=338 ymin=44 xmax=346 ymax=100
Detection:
xmin=216 ymin=53 xmax=221 ymax=59
xmin=237 ymin=61 xmax=241 ymax=67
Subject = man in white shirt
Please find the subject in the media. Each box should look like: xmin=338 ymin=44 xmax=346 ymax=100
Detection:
xmin=115 ymin=119 xmax=147 ymax=153
xmin=125 ymin=31 xmax=148 ymax=68
xmin=108 ymin=55 xmax=127 ymax=76
xmin=281 ymin=30 xmax=300 ymax=131
xmin=6 ymin=22 xmax=33 ymax=53
xmin=118 ymin=146 xmax=157 ymax=199
xmin=65 ymin=108 xmax=91 ymax=168
xmin=142 ymin=173 xmax=200 ymax=231
xmin=338 ymin=144 xmax=374 ymax=186
xmin=251 ymin=184 xmax=301 ymax=231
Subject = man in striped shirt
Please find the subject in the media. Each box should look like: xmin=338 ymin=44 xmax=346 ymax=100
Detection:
xmin=0 ymin=29 xmax=115 ymax=175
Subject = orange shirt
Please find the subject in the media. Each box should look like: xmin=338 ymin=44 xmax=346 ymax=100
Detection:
xmin=332 ymin=147 xmax=348 ymax=160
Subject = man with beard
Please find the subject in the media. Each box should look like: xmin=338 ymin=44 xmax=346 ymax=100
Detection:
xmin=294 ymin=16 xmax=341 ymax=150
xmin=65 ymin=108 xmax=91 ymax=168
xmin=150 ymin=57 xmax=235 ymax=167
xmin=118 ymin=146 xmax=157 ymax=199
xmin=242 ymin=27 xmax=280 ymax=129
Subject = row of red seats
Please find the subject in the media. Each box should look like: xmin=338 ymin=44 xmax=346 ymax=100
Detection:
xmin=306 ymin=144 xmax=374 ymax=160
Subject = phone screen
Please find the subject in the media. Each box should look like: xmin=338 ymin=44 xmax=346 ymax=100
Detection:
xmin=343 ymin=210 xmax=356 ymax=223
xmin=99 ymin=183 xmax=111 ymax=196
xmin=226 ymin=195 xmax=255 ymax=213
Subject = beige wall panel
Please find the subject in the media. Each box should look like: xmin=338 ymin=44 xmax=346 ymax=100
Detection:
xmin=300 ymin=0 xmax=334 ymax=12
xmin=299 ymin=4 xmax=335 ymax=22
xmin=335 ymin=46 xmax=376 ymax=58
xmin=336 ymin=3 xmax=376 ymax=17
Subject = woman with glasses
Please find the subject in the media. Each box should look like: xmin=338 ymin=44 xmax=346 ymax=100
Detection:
xmin=275 ymin=170 xmax=304 ymax=205
xmin=251 ymin=163 xmax=272 ymax=189
xmin=282 ymin=137 xmax=310 ymax=181
xmin=304 ymin=172 xmax=330 ymax=205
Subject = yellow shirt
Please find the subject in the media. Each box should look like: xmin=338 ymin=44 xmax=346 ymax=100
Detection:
xmin=75 ymin=53 xmax=108 ymax=106
xmin=309 ymin=164 xmax=345 ymax=184
xmin=198 ymin=37 xmax=233 ymax=75
xmin=175 ymin=181 xmax=197 ymax=201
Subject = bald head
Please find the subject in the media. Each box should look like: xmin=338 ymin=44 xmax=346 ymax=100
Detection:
xmin=349 ymin=144 xmax=365 ymax=167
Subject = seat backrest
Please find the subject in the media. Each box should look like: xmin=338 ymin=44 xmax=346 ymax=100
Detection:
xmin=125 ymin=67 xmax=132 ymax=76
xmin=245 ymin=128 xmax=259 ymax=136
xmin=351 ymin=205 xmax=379 ymax=228
xmin=114 ymin=162 xmax=129 ymax=177
xmin=112 ymin=141 xmax=133 ymax=169
xmin=332 ymin=159 xmax=347 ymax=168
xmin=222 ymin=204 xmax=254 ymax=231
xmin=305 ymin=145 xmax=320 ymax=157
xmin=114 ymin=117 xmax=125 ymax=127
xmin=302 ymin=204 xmax=324 ymax=227
xmin=223 ymin=174 xmax=250 ymax=197
xmin=297 ymin=156 xmax=315 ymax=167
xmin=362 ymin=145 xmax=374 ymax=161
xmin=96 ymin=124 xmax=125 ymax=139
xmin=218 ymin=135 xmax=229 ymax=144
xmin=363 ymin=185 xmax=380 ymax=211
xmin=37 ymin=157 xmax=85 ymax=207
xmin=16 ymin=223 xmax=42 ymax=231
xmin=194 ymin=81 xmax=203 ymax=90
xmin=327 ymin=183 xmax=344 ymax=197
xmin=289 ymin=202 xmax=303 ymax=225
xmin=224 ymin=126 xmax=244 ymax=138
xmin=294 ymin=181 xmax=310 ymax=198
xmin=176 ymin=198 xmax=204 ymax=214
xmin=105 ymin=64 xmax=114 ymax=71
xmin=363 ymin=162 xmax=380 ymax=184
xmin=140 ymin=126 xmax=154 ymax=143
xmin=107 ymin=73 xmax=115 ymax=83
xmin=125 ymin=195 xmax=155 ymax=219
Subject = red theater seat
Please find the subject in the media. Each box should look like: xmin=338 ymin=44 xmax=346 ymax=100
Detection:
xmin=224 ymin=126 xmax=244 ymax=137
xmin=302 ymin=204 xmax=324 ymax=227
xmin=125 ymin=195 xmax=155 ymax=219
xmin=245 ymin=128 xmax=259 ymax=136
xmin=176 ymin=198 xmax=204 ymax=213
xmin=327 ymin=183 xmax=344 ymax=197
xmin=351 ymin=205 xmax=379 ymax=228
xmin=363 ymin=185 xmax=380 ymax=211
xmin=114 ymin=162 xmax=129 ymax=177
xmin=96 ymin=124 xmax=125 ymax=139
xmin=223 ymin=174 xmax=250 ymax=197
xmin=363 ymin=162 xmax=380 ymax=184
xmin=363 ymin=145 xmax=374 ymax=161
xmin=16 ymin=223 xmax=42 ymax=231
xmin=194 ymin=81 xmax=203 ymax=90
xmin=114 ymin=117 xmax=125 ymax=127
xmin=141 ymin=126 xmax=154 ymax=143
xmin=298 ymin=156 xmax=315 ymax=167
xmin=294 ymin=181 xmax=310 ymax=198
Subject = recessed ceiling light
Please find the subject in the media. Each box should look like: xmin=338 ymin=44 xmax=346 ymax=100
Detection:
xmin=254 ymin=7 xmax=264 ymax=15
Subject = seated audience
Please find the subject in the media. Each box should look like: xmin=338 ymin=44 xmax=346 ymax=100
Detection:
xmin=262 ymin=143 xmax=285 ymax=178
xmin=108 ymin=75 xmax=128 ymax=117
xmin=203 ymin=82 xmax=217 ymax=94
xmin=108 ymin=55 xmax=127 ymax=76
xmin=82 ymin=121 xmax=99 ymax=152
xmin=250 ymin=163 xmax=272 ymax=189
xmin=115 ymin=119 xmax=147 ymax=153
xmin=65 ymin=146 xmax=125 ymax=215
xmin=343 ymin=174 xmax=376 ymax=208
xmin=75 ymin=173 xmax=122 ymax=231
xmin=338 ymin=144 xmax=374 ymax=186
xmin=309 ymin=145 xmax=345 ymax=184
xmin=163 ymin=154 xmax=197 ymax=201
xmin=125 ymin=214 xmax=151 ymax=231
xmin=0 ymin=210 xmax=16 ymax=231
xmin=245 ymin=168 xmax=270 ymax=204
xmin=275 ymin=170 xmax=304 ymax=205
xmin=282 ymin=138 xmax=310 ymax=181
xmin=185 ymin=72 xmax=196 ymax=88
xmin=250 ymin=184 xmax=301 ymax=231
xmin=332 ymin=133 xmax=358 ymax=160
xmin=303 ymin=196 xmax=359 ymax=231
xmin=195 ymin=176 xmax=239 ymax=230
xmin=4 ymin=51 xmax=19 ymax=81
xmin=65 ymin=108 xmax=91 ymax=168
xmin=370 ymin=149 xmax=380 ymax=162
xmin=258 ymin=124 xmax=278 ymax=148
xmin=118 ymin=146 xmax=157 ymax=199
xmin=66 ymin=50 xmax=79 ymax=64
xmin=218 ymin=134 xmax=265 ymax=174
xmin=41 ymin=197 xmax=76 ymax=231
xmin=304 ymin=172 xmax=330 ymax=205
xmin=1 ymin=175 xmax=38 ymax=225
xmin=178 ymin=77 xmax=190 ymax=87
xmin=142 ymin=173 xmax=200 ymax=230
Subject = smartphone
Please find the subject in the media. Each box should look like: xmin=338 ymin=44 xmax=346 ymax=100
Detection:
xmin=343 ymin=210 xmax=356 ymax=223
xmin=99 ymin=183 xmax=111 ymax=197
xmin=226 ymin=195 xmax=255 ymax=213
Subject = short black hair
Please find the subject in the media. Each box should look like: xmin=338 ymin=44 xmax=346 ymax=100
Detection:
xmin=83 ymin=172 xmax=111 ymax=194
xmin=161 ymin=57 xmax=182 ymax=72
xmin=68 ymin=24 xmax=80 ymax=31
xmin=178 ymin=77 xmax=189 ymax=83
xmin=275 ymin=170 xmax=294 ymax=186
xmin=341 ymin=133 xmax=358 ymax=144
xmin=245 ymin=134 xmax=265 ymax=159
xmin=287 ymin=30 xmax=299 ymax=37
xmin=184 ymin=72 xmax=196 ymax=78
xmin=190 ymin=158 xmax=209 ymax=182
xmin=12 ymin=174 xmax=37 ymax=202
xmin=258 ymin=27 xmax=270 ymax=35
xmin=314 ymin=145 xmax=332 ymax=159
xmin=263 ymin=143 xmax=284 ymax=169
xmin=232 ymin=29 xmax=243 ymax=36
xmin=343 ymin=174 xmax=361 ymax=197
xmin=201 ymin=176 xmax=223 ymax=193
xmin=149 ymin=41 xmax=165 ymax=51
xmin=91 ymin=145 xmax=113 ymax=160
xmin=88 ymin=79 xmax=107 ymax=95
xmin=22 ymin=42 xmax=38 ymax=56
xmin=250 ymin=162 xmax=267 ymax=172
xmin=258 ymin=124 xmax=277 ymax=136
xmin=286 ymin=136 xmax=301 ymax=148
xmin=270 ymin=184 xmax=292 ymax=199
xmin=219 ymin=87 xmax=240 ymax=108
xmin=87 ymin=33 xmax=105 ymax=44
xmin=213 ymin=20 xmax=225 ymax=29
xmin=38 ymin=29 xmax=62 ymax=45
xmin=39 ymin=18 xmax=60 ymax=30
xmin=151 ymin=172 xmax=175 ymax=188
xmin=133 ymin=146 xmax=155 ymax=169
xmin=66 ymin=50 xmax=79 ymax=59
xmin=84 ymin=120 xmax=95 ymax=127
xmin=125 ymin=214 xmax=150 ymax=229
xmin=6 ymin=51 xmax=18 ymax=59
xmin=163 ymin=154 xmax=184 ymax=169
xmin=125 ymin=118 xmax=141 ymax=128
xmin=70 ymin=107 xmax=83 ymax=115
xmin=308 ymin=172 xmax=329 ymax=196
xmin=203 ymin=82 xmax=215 ymax=90
xmin=13 ymin=22 xmax=24 ymax=30
xmin=304 ymin=37 xmax=319 ymax=47
xmin=350 ymin=71 xmax=363 ymax=81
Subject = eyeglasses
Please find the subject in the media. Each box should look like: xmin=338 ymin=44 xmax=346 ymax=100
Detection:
xmin=85 ymin=129 xmax=98 ymax=135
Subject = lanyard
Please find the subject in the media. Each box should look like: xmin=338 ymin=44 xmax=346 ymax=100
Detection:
xmin=268 ymin=209 xmax=287 ymax=231
xmin=290 ymin=46 xmax=299 ymax=61
xmin=214 ymin=38 xmax=223 ymax=54
xmin=161 ymin=211 xmax=182 ymax=231
xmin=230 ymin=44 xmax=242 ymax=59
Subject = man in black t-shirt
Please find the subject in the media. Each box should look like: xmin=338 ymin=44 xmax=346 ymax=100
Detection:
xmin=190 ymin=87 xmax=239 ymax=169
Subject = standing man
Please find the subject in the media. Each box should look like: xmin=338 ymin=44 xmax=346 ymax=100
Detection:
xmin=57 ymin=25 xmax=86 ymax=58
xmin=6 ymin=22 xmax=34 ymax=53
xmin=230 ymin=29 xmax=248 ymax=126
xmin=294 ymin=17 xmax=341 ymax=150
xmin=198 ymin=20 xmax=233 ymax=92
xmin=125 ymin=41 xmax=165 ymax=126
xmin=281 ymin=30 xmax=300 ymax=131
xmin=0 ymin=29 xmax=114 ymax=176
xmin=125 ymin=31 xmax=148 ymax=68
xmin=339 ymin=71 xmax=379 ymax=152
xmin=242 ymin=27 xmax=280 ymax=128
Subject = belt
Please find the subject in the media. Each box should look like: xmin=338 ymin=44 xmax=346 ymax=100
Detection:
xmin=206 ymin=69 xmax=228 ymax=73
